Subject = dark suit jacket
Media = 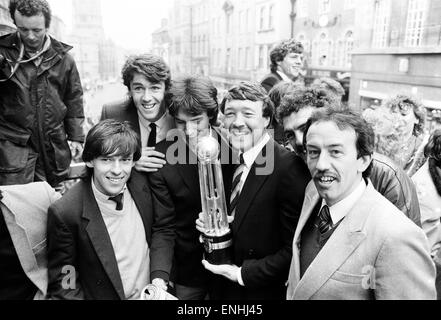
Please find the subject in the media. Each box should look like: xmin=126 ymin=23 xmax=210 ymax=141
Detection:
xmin=47 ymin=170 xmax=173 ymax=300
xmin=214 ymin=139 xmax=311 ymax=300
xmin=260 ymin=71 xmax=283 ymax=93
xmin=148 ymin=131 xmax=234 ymax=289
xmin=100 ymin=97 xmax=141 ymax=137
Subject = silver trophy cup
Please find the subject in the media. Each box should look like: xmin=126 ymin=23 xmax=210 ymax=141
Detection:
xmin=197 ymin=133 xmax=233 ymax=265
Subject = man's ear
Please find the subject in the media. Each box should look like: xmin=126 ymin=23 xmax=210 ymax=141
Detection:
xmin=358 ymin=154 xmax=373 ymax=174
xmin=264 ymin=116 xmax=271 ymax=129
xmin=86 ymin=161 xmax=94 ymax=169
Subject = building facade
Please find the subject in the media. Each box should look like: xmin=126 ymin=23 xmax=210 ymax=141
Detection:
xmin=349 ymin=0 xmax=441 ymax=131
xmin=152 ymin=18 xmax=171 ymax=63
xmin=0 ymin=0 xmax=14 ymax=36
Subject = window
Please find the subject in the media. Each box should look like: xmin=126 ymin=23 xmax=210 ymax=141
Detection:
xmin=238 ymin=48 xmax=243 ymax=69
xmin=226 ymin=48 xmax=231 ymax=73
xmin=238 ymin=11 xmax=243 ymax=33
xmin=344 ymin=0 xmax=355 ymax=10
xmin=343 ymin=31 xmax=354 ymax=68
xmin=269 ymin=5 xmax=274 ymax=29
xmin=319 ymin=0 xmax=331 ymax=15
xmin=217 ymin=49 xmax=222 ymax=67
xmin=260 ymin=7 xmax=266 ymax=30
xmin=258 ymin=45 xmax=265 ymax=68
xmin=405 ymin=0 xmax=428 ymax=47
xmin=297 ymin=0 xmax=308 ymax=18
xmin=314 ymin=32 xmax=332 ymax=66
xmin=245 ymin=47 xmax=250 ymax=70
xmin=247 ymin=9 xmax=251 ymax=32
xmin=372 ymin=0 xmax=391 ymax=48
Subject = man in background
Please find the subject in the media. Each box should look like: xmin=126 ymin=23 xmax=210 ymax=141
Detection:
xmin=261 ymin=39 xmax=305 ymax=93
xmin=0 ymin=0 xmax=84 ymax=187
xmin=101 ymin=54 xmax=174 ymax=173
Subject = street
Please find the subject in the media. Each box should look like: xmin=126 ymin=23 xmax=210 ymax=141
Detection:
xmin=83 ymin=81 xmax=128 ymax=126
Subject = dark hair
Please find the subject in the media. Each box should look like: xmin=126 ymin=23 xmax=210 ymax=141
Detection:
xmin=268 ymin=81 xmax=305 ymax=110
xmin=167 ymin=75 xmax=219 ymax=125
xmin=220 ymin=81 xmax=274 ymax=123
xmin=9 ymin=0 xmax=52 ymax=28
xmin=82 ymin=120 xmax=141 ymax=176
xmin=312 ymin=77 xmax=345 ymax=100
xmin=303 ymin=108 xmax=375 ymax=177
xmin=424 ymin=130 xmax=441 ymax=162
xmin=122 ymin=54 xmax=171 ymax=91
xmin=270 ymin=39 xmax=304 ymax=73
xmin=382 ymin=95 xmax=427 ymax=137
xmin=277 ymin=87 xmax=339 ymax=122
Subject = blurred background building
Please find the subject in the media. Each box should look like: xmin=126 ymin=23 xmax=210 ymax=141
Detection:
xmin=158 ymin=0 xmax=441 ymax=129
xmin=0 ymin=0 xmax=15 ymax=36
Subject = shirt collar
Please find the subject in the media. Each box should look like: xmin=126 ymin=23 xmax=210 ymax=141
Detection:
xmin=138 ymin=108 xmax=168 ymax=130
xmin=91 ymin=177 xmax=127 ymax=203
xmin=242 ymin=133 xmax=271 ymax=169
xmin=321 ymin=179 xmax=367 ymax=226
xmin=276 ymin=70 xmax=292 ymax=82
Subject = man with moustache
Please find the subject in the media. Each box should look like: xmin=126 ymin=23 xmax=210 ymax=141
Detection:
xmin=286 ymin=108 xmax=435 ymax=300
xmin=261 ymin=39 xmax=305 ymax=93
xmin=277 ymin=87 xmax=422 ymax=226
xmin=0 ymin=0 xmax=84 ymax=187
xmin=47 ymin=120 xmax=173 ymax=300
xmin=101 ymin=54 xmax=174 ymax=173
xmin=199 ymin=82 xmax=310 ymax=300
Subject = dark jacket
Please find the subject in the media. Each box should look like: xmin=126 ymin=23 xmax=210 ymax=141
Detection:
xmin=47 ymin=170 xmax=173 ymax=300
xmin=0 ymin=33 xmax=84 ymax=186
xmin=148 ymin=129 xmax=234 ymax=289
xmin=370 ymin=153 xmax=421 ymax=227
xmin=260 ymin=71 xmax=283 ymax=93
xmin=214 ymin=140 xmax=311 ymax=300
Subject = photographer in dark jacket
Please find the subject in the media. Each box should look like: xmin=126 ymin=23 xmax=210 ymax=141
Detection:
xmin=0 ymin=0 xmax=84 ymax=187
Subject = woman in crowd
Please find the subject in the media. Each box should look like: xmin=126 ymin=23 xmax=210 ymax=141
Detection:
xmin=412 ymin=130 xmax=441 ymax=258
xmin=363 ymin=95 xmax=428 ymax=176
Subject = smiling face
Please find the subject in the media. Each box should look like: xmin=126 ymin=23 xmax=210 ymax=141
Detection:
xmin=223 ymin=99 xmax=270 ymax=153
xmin=14 ymin=11 xmax=48 ymax=52
xmin=130 ymin=73 xmax=166 ymax=123
xmin=87 ymin=155 xmax=135 ymax=197
xmin=278 ymin=52 xmax=304 ymax=79
xmin=306 ymin=121 xmax=371 ymax=207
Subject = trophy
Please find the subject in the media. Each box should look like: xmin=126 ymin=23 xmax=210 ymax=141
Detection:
xmin=197 ymin=130 xmax=233 ymax=265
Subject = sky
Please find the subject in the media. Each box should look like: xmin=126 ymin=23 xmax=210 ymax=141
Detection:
xmin=47 ymin=0 xmax=174 ymax=51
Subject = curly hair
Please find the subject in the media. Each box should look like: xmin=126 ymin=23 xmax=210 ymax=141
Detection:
xmin=268 ymin=81 xmax=305 ymax=110
xmin=270 ymin=39 xmax=304 ymax=73
xmin=167 ymin=75 xmax=219 ymax=125
xmin=382 ymin=95 xmax=427 ymax=137
xmin=9 ymin=0 xmax=52 ymax=28
xmin=122 ymin=54 xmax=171 ymax=91
xmin=276 ymin=87 xmax=339 ymax=122
xmin=312 ymin=77 xmax=345 ymax=99
xmin=425 ymin=129 xmax=441 ymax=162
xmin=220 ymin=81 xmax=274 ymax=122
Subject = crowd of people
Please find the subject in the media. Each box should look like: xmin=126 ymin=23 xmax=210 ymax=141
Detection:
xmin=1 ymin=0 xmax=440 ymax=301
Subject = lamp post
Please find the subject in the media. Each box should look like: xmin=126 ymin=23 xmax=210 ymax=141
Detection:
xmin=290 ymin=0 xmax=297 ymax=38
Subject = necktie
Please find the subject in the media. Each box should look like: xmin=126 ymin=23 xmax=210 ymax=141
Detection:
xmin=318 ymin=205 xmax=332 ymax=234
xmin=230 ymin=154 xmax=245 ymax=218
xmin=109 ymin=193 xmax=124 ymax=211
xmin=147 ymin=123 xmax=157 ymax=147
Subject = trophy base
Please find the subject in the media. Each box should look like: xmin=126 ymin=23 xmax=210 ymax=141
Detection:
xmin=202 ymin=232 xmax=233 ymax=265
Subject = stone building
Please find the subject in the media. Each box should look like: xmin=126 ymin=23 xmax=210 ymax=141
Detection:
xmin=348 ymin=0 xmax=441 ymax=130
xmin=0 ymin=0 xmax=14 ymax=36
